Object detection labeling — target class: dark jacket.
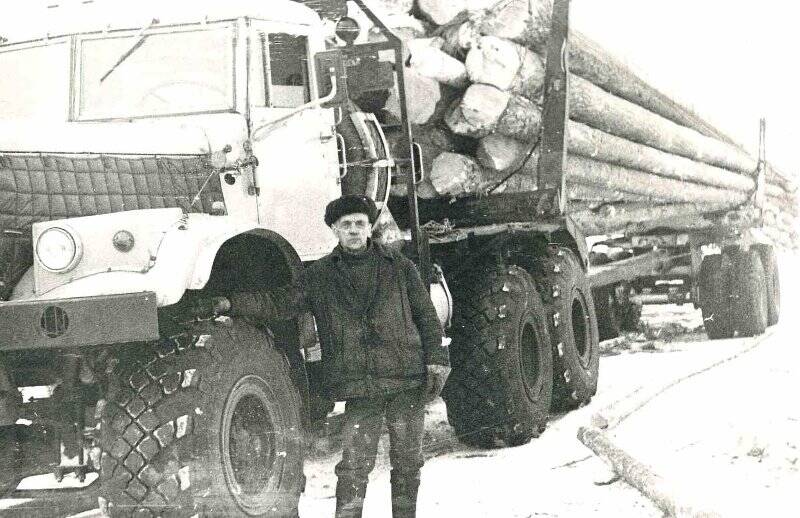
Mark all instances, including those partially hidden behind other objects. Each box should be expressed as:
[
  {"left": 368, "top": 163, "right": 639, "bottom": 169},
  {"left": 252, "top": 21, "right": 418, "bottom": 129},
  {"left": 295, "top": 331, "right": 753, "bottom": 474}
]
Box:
[{"left": 230, "top": 242, "right": 447, "bottom": 400}]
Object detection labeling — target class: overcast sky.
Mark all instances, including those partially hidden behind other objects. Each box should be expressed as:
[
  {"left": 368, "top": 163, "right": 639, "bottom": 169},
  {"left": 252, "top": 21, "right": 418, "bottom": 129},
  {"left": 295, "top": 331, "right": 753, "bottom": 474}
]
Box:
[{"left": 1, "top": 0, "right": 797, "bottom": 175}]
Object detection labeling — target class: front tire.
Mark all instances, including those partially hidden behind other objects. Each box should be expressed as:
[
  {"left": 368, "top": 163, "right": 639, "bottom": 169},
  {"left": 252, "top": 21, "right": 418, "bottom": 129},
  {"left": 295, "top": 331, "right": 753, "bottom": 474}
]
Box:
[{"left": 99, "top": 320, "right": 304, "bottom": 517}]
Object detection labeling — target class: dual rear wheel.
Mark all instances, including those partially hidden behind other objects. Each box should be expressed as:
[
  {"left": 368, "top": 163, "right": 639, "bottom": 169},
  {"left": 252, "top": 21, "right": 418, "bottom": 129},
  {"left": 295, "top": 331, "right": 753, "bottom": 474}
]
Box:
[{"left": 699, "top": 247, "right": 779, "bottom": 339}]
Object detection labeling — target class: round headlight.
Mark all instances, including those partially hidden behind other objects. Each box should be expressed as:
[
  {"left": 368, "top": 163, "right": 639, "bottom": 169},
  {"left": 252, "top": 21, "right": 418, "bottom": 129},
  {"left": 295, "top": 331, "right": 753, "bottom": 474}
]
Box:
[{"left": 36, "top": 227, "right": 80, "bottom": 272}]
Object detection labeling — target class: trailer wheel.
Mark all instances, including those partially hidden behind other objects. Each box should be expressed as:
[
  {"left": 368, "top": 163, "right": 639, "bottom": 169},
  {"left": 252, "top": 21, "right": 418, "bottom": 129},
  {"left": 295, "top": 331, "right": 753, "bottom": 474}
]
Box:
[
  {"left": 535, "top": 247, "right": 600, "bottom": 410},
  {"left": 761, "top": 247, "right": 780, "bottom": 326},
  {"left": 698, "top": 254, "right": 734, "bottom": 339},
  {"left": 593, "top": 286, "right": 621, "bottom": 341},
  {"left": 733, "top": 249, "right": 769, "bottom": 337},
  {"left": 99, "top": 320, "right": 304, "bottom": 517},
  {"left": 442, "top": 264, "right": 553, "bottom": 447}
]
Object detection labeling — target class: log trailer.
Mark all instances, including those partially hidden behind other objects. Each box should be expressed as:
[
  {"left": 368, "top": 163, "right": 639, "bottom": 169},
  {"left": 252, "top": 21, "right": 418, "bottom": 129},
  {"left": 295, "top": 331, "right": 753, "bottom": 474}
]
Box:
[{"left": 0, "top": 0, "right": 783, "bottom": 515}]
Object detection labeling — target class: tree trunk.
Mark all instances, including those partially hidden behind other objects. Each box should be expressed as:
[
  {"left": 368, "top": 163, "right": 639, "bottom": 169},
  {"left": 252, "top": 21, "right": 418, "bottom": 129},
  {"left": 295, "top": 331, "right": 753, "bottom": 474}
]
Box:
[
  {"left": 471, "top": 0, "right": 739, "bottom": 144},
  {"left": 451, "top": 84, "right": 792, "bottom": 200},
  {"left": 408, "top": 44, "right": 469, "bottom": 87},
  {"left": 578, "top": 427, "right": 722, "bottom": 518},
  {"left": 384, "top": 68, "right": 452, "bottom": 125},
  {"left": 446, "top": 83, "right": 541, "bottom": 139},
  {"left": 568, "top": 74, "right": 757, "bottom": 175},
  {"left": 429, "top": 152, "right": 490, "bottom": 196},
  {"left": 465, "top": 36, "right": 545, "bottom": 100},
  {"left": 568, "top": 203, "right": 727, "bottom": 236}
]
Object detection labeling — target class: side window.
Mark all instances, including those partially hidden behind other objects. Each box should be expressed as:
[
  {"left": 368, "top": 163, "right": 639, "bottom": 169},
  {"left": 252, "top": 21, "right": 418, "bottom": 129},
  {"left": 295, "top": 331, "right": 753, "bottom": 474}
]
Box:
[{"left": 252, "top": 31, "right": 310, "bottom": 108}]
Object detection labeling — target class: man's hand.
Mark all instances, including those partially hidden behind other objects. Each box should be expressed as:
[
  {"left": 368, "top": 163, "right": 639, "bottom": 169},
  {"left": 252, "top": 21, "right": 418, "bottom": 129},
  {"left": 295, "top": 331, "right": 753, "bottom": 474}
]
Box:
[
  {"left": 425, "top": 364, "right": 451, "bottom": 402},
  {"left": 188, "top": 296, "right": 231, "bottom": 318}
]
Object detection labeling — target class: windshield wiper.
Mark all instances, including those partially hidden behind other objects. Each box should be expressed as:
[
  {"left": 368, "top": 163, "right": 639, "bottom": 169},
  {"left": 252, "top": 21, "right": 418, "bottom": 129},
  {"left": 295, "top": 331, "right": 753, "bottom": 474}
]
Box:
[{"left": 99, "top": 18, "right": 159, "bottom": 83}]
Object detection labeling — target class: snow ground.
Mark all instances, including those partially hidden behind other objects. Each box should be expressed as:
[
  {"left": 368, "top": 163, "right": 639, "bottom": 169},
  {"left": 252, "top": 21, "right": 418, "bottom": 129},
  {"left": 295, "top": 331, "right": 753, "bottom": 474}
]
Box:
[{"left": 2, "top": 253, "right": 798, "bottom": 517}]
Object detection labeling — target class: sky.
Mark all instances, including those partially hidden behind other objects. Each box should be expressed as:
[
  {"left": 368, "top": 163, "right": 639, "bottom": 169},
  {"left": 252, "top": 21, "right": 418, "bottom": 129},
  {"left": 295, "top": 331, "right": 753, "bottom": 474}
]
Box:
[{"left": 0, "top": 0, "right": 797, "bottom": 175}]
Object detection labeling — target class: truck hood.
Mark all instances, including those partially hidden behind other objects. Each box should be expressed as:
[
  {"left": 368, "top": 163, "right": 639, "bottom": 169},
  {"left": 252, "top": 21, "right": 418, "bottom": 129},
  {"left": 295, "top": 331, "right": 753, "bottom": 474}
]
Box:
[{"left": 0, "top": 113, "right": 249, "bottom": 161}]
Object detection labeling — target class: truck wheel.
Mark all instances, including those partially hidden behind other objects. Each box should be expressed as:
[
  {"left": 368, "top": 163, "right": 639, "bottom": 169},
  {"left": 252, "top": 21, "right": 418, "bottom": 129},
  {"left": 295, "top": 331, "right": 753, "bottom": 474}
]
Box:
[
  {"left": 99, "top": 320, "right": 304, "bottom": 517},
  {"left": 592, "top": 286, "right": 621, "bottom": 341},
  {"left": 761, "top": 247, "right": 780, "bottom": 326},
  {"left": 442, "top": 264, "right": 553, "bottom": 447},
  {"left": 535, "top": 247, "right": 600, "bottom": 410},
  {"left": 698, "top": 254, "right": 734, "bottom": 339},
  {"left": 618, "top": 289, "right": 642, "bottom": 333},
  {"left": 0, "top": 427, "right": 19, "bottom": 497},
  {"left": 733, "top": 249, "right": 769, "bottom": 337}
]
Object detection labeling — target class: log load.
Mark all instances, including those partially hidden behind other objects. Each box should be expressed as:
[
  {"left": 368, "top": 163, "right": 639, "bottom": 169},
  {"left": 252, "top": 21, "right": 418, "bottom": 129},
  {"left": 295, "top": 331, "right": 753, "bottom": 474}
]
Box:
[{"left": 341, "top": 0, "right": 797, "bottom": 241}]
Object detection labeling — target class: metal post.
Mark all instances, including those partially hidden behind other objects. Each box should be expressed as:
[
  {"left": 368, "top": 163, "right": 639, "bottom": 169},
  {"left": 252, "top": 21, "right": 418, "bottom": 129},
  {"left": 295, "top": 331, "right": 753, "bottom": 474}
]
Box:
[
  {"left": 537, "top": 0, "right": 571, "bottom": 216},
  {"left": 351, "top": 0, "right": 430, "bottom": 276}
]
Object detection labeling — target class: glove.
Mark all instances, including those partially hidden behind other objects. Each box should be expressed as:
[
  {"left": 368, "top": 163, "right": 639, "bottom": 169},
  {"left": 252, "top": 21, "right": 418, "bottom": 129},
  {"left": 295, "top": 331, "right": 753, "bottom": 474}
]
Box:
[
  {"left": 188, "top": 296, "right": 231, "bottom": 318},
  {"left": 425, "top": 364, "right": 452, "bottom": 402}
]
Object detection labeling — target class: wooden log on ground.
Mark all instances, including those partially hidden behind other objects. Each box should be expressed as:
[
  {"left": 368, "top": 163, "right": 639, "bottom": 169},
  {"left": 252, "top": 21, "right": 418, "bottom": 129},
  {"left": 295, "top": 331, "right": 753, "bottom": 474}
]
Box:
[
  {"left": 465, "top": 36, "right": 545, "bottom": 100},
  {"left": 578, "top": 427, "right": 722, "bottom": 518}
]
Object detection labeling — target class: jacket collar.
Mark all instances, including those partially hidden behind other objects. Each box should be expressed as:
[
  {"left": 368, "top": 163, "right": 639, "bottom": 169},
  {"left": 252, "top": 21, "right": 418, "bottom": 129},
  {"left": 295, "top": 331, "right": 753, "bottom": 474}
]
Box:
[{"left": 331, "top": 239, "right": 395, "bottom": 262}]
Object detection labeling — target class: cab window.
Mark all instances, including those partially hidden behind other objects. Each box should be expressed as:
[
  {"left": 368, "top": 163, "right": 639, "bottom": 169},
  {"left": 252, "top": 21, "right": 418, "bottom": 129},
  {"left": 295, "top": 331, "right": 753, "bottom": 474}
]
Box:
[{"left": 252, "top": 32, "right": 310, "bottom": 108}]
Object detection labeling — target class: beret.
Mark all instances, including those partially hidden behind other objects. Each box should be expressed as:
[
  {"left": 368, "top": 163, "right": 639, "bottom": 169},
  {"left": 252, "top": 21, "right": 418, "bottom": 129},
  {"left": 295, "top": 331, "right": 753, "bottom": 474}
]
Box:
[{"left": 324, "top": 195, "right": 378, "bottom": 227}]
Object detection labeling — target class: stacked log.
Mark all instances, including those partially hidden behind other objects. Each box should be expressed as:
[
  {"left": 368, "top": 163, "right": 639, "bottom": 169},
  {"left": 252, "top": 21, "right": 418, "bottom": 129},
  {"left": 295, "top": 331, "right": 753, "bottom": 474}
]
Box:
[{"left": 346, "top": 0, "right": 797, "bottom": 242}]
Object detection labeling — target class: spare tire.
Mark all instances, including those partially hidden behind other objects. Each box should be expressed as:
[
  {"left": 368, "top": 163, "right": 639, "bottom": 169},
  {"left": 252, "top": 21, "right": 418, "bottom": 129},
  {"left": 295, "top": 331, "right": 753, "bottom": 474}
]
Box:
[
  {"left": 733, "top": 249, "right": 769, "bottom": 337},
  {"left": 534, "top": 247, "right": 600, "bottom": 410},
  {"left": 442, "top": 264, "right": 553, "bottom": 447},
  {"left": 699, "top": 254, "right": 734, "bottom": 339}
]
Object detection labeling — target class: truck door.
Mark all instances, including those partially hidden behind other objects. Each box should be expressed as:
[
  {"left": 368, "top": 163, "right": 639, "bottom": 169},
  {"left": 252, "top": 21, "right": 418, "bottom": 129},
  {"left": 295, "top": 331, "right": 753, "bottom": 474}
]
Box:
[{"left": 248, "top": 23, "right": 341, "bottom": 261}]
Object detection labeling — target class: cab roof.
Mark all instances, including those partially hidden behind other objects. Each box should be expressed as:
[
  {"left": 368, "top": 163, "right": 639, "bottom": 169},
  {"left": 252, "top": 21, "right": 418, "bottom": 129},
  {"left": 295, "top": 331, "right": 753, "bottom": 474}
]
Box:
[{"left": 0, "top": 0, "right": 322, "bottom": 44}]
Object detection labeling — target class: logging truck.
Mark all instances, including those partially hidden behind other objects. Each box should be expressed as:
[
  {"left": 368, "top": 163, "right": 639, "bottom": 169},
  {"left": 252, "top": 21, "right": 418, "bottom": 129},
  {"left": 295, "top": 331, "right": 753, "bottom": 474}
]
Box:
[{"left": 0, "top": 0, "right": 788, "bottom": 515}]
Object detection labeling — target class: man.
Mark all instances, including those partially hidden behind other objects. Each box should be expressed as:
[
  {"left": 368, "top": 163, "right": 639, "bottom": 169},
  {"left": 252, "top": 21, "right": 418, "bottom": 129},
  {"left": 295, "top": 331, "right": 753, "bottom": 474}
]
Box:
[{"left": 209, "top": 195, "right": 450, "bottom": 518}]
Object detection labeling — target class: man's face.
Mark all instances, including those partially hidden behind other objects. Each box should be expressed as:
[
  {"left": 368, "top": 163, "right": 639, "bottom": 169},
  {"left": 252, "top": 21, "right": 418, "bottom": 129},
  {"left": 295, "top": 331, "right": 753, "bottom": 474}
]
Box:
[{"left": 332, "top": 212, "right": 371, "bottom": 252}]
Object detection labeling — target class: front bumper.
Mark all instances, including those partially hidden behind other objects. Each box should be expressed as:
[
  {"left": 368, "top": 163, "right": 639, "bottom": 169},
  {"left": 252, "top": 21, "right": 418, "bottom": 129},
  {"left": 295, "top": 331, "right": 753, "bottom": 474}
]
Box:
[{"left": 0, "top": 292, "right": 159, "bottom": 351}]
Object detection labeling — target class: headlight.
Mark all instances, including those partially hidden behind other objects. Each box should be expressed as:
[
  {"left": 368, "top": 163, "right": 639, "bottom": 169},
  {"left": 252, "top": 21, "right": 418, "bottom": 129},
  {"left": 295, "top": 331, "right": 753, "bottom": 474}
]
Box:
[{"left": 36, "top": 227, "right": 82, "bottom": 272}]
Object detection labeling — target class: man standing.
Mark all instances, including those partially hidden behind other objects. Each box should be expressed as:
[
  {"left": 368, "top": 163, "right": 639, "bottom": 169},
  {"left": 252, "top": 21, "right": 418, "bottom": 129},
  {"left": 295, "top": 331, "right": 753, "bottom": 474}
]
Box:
[{"left": 211, "top": 195, "right": 450, "bottom": 518}]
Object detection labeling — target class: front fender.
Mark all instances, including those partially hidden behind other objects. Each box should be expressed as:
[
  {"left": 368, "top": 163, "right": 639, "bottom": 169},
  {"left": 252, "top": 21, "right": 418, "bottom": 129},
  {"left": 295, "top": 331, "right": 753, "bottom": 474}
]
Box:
[{"left": 12, "top": 214, "right": 264, "bottom": 306}]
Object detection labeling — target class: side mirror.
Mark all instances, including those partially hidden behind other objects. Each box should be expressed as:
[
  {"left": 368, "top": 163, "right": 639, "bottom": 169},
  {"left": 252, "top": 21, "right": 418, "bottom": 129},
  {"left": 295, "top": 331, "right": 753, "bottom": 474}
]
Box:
[{"left": 315, "top": 50, "right": 348, "bottom": 108}]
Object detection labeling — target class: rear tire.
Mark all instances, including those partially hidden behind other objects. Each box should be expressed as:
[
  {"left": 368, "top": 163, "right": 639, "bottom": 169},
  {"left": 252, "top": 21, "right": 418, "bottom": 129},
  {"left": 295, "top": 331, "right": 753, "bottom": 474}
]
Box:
[
  {"left": 761, "top": 247, "right": 780, "bottom": 326},
  {"left": 593, "top": 286, "right": 621, "bottom": 341},
  {"left": 733, "top": 249, "right": 769, "bottom": 337},
  {"left": 0, "top": 427, "right": 20, "bottom": 498},
  {"left": 534, "top": 247, "right": 600, "bottom": 410},
  {"left": 699, "top": 254, "right": 734, "bottom": 339},
  {"left": 442, "top": 264, "right": 553, "bottom": 448},
  {"left": 99, "top": 320, "right": 304, "bottom": 517}
]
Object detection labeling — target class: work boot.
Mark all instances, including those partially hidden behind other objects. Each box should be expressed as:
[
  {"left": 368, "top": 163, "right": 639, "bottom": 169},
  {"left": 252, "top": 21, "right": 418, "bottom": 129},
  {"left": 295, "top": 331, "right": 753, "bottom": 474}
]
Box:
[
  {"left": 335, "top": 478, "right": 368, "bottom": 518},
  {"left": 390, "top": 472, "right": 420, "bottom": 518}
]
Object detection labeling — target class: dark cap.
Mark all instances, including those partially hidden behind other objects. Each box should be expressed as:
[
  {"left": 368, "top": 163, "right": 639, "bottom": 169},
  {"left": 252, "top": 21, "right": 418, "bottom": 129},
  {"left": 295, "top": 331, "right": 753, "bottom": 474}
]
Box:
[{"left": 324, "top": 195, "right": 378, "bottom": 227}]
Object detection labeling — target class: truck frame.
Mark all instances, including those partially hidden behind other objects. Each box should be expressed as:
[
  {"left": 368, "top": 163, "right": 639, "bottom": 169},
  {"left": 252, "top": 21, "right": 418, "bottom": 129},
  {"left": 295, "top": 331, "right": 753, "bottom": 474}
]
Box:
[{"left": 0, "top": 0, "right": 781, "bottom": 516}]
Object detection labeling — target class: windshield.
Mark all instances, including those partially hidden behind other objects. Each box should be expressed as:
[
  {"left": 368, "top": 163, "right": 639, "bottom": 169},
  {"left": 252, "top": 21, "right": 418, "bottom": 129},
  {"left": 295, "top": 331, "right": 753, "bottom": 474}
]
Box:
[
  {"left": 0, "top": 42, "right": 70, "bottom": 120},
  {"left": 77, "top": 25, "right": 235, "bottom": 120}
]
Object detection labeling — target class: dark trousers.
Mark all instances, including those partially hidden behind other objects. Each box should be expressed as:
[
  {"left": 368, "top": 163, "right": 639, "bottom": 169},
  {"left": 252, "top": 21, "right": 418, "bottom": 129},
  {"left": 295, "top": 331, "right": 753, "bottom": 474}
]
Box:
[{"left": 334, "top": 387, "right": 425, "bottom": 518}]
